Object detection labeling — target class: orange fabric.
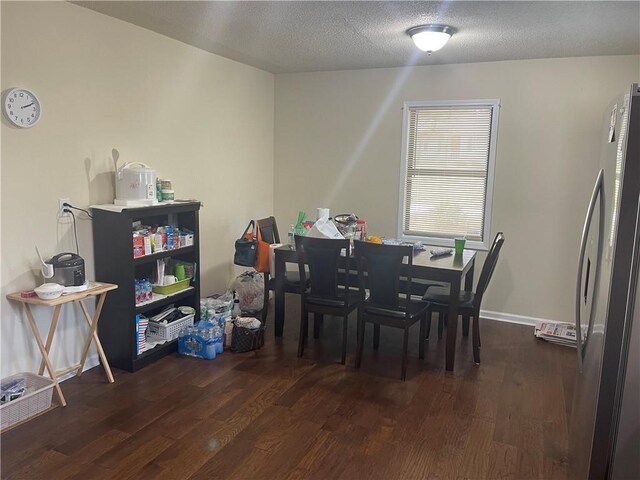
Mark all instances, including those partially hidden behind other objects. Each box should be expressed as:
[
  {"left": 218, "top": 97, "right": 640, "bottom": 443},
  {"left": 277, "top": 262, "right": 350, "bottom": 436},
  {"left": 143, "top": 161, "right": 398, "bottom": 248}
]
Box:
[
  {"left": 242, "top": 221, "right": 255, "bottom": 240},
  {"left": 255, "top": 225, "right": 270, "bottom": 273}
]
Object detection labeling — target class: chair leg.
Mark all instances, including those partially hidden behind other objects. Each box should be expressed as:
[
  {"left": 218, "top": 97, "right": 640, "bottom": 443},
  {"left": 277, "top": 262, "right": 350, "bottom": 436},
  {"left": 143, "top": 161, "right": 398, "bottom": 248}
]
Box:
[
  {"left": 341, "top": 315, "right": 348, "bottom": 365},
  {"left": 419, "top": 316, "right": 425, "bottom": 360},
  {"left": 262, "top": 273, "right": 270, "bottom": 323},
  {"left": 355, "top": 310, "right": 365, "bottom": 369},
  {"left": 373, "top": 324, "right": 380, "bottom": 350},
  {"left": 462, "top": 316, "right": 470, "bottom": 337},
  {"left": 314, "top": 313, "right": 323, "bottom": 339},
  {"left": 425, "top": 308, "right": 432, "bottom": 340},
  {"left": 401, "top": 326, "right": 409, "bottom": 381},
  {"left": 298, "top": 305, "right": 308, "bottom": 358},
  {"left": 472, "top": 315, "right": 481, "bottom": 364},
  {"left": 438, "top": 313, "right": 444, "bottom": 340}
]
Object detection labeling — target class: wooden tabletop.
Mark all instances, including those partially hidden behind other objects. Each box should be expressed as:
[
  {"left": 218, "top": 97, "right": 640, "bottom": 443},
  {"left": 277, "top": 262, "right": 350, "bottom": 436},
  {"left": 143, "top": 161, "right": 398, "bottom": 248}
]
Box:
[
  {"left": 7, "top": 282, "right": 118, "bottom": 306},
  {"left": 412, "top": 248, "right": 476, "bottom": 272}
]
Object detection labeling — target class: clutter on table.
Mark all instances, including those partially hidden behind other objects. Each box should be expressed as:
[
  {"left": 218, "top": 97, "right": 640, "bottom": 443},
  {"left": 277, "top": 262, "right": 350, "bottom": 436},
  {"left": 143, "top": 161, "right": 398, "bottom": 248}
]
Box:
[{"left": 430, "top": 247, "right": 453, "bottom": 257}]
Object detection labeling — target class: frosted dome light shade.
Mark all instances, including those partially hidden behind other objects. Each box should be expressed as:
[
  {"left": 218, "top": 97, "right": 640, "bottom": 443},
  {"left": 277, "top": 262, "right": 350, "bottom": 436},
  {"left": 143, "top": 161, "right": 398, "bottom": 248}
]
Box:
[
  {"left": 411, "top": 31, "right": 451, "bottom": 52},
  {"left": 407, "top": 25, "right": 454, "bottom": 53}
]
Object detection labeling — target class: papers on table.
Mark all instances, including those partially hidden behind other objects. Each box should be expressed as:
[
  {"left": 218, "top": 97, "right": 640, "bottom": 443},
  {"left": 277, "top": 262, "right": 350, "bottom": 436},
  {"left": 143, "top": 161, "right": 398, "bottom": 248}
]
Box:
[
  {"left": 382, "top": 239, "right": 426, "bottom": 250},
  {"left": 534, "top": 321, "right": 583, "bottom": 348}
]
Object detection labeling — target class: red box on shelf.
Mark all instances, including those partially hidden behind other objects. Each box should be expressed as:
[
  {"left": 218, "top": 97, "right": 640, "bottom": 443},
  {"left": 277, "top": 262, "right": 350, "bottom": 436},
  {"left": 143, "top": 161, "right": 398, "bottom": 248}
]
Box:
[{"left": 133, "top": 234, "right": 145, "bottom": 258}]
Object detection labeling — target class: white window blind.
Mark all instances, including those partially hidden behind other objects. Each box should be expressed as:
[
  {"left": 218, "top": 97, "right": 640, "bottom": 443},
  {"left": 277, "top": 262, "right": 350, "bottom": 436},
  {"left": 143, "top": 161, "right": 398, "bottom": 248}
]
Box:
[{"left": 399, "top": 100, "right": 499, "bottom": 249}]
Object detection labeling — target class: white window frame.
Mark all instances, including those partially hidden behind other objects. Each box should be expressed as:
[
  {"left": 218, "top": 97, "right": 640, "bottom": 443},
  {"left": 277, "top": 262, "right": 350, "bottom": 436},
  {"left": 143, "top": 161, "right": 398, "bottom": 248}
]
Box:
[{"left": 397, "top": 99, "right": 500, "bottom": 251}]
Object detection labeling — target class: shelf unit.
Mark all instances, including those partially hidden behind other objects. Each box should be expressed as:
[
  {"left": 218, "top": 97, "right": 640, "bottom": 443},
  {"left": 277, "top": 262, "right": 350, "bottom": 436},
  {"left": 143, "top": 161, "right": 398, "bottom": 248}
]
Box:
[{"left": 93, "top": 201, "right": 201, "bottom": 372}]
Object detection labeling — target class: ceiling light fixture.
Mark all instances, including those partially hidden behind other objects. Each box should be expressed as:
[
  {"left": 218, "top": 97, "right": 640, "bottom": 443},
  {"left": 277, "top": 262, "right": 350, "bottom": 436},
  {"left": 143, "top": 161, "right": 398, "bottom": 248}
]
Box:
[{"left": 407, "top": 24, "right": 454, "bottom": 54}]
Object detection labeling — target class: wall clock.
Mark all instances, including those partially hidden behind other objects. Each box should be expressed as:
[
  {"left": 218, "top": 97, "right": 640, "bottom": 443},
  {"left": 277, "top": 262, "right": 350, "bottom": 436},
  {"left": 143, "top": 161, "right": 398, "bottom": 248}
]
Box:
[{"left": 3, "top": 88, "right": 41, "bottom": 128}]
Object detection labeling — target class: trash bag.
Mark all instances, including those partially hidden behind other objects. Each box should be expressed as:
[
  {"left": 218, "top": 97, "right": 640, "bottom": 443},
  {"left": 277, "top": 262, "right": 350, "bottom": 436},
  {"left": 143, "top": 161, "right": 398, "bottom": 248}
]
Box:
[{"left": 230, "top": 270, "right": 264, "bottom": 314}]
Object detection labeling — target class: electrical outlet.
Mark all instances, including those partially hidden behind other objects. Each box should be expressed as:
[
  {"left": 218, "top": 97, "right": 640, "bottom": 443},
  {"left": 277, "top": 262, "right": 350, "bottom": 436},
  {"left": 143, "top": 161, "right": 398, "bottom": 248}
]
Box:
[{"left": 58, "top": 198, "right": 70, "bottom": 217}]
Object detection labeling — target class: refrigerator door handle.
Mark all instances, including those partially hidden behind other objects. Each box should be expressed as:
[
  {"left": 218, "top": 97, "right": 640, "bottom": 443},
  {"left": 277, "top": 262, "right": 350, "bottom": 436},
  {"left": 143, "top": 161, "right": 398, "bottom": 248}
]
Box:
[{"left": 576, "top": 168, "right": 604, "bottom": 372}]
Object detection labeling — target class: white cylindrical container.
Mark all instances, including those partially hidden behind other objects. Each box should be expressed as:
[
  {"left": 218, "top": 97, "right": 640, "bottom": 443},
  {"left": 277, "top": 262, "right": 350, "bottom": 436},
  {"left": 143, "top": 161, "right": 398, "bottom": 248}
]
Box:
[
  {"left": 269, "top": 243, "right": 283, "bottom": 276},
  {"left": 115, "top": 162, "right": 158, "bottom": 206},
  {"left": 317, "top": 207, "right": 330, "bottom": 220}
]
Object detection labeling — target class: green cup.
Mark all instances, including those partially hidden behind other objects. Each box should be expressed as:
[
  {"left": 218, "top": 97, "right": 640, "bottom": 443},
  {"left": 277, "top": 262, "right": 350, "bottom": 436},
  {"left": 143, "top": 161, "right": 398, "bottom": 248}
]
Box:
[
  {"left": 175, "top": 264, "right": 186, "bottom": 281},
  {"left": 454, "top": 238, "right": 466, "bottom": 255}
]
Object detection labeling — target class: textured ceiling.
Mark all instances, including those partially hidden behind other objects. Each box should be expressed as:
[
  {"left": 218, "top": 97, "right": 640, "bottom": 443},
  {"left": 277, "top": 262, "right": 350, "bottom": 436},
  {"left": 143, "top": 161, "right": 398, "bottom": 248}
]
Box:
[{"left": 74, "top": 1, "right": 640, "bottom": 74}]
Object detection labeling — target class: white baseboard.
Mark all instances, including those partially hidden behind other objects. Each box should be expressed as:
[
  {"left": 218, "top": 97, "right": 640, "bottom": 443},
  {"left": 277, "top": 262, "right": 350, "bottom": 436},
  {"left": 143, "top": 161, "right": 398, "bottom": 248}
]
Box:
[
  {"left": 57, "top": 354, "right": 101, "bottom": 383},
  {"left": 480, "top": 309, "right": 565, "bottom": 327}
]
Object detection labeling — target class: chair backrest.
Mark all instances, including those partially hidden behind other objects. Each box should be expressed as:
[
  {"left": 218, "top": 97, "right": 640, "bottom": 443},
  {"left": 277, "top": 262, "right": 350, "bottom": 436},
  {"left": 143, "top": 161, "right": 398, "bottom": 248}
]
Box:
[
  {"left": 473, "top": 232, "right": 505, "bottom": 309},
  {"left": 353, "top": 241, "right": 413, "bottom": 310},
  {"left": 256, "top": 216, "right": 280, "bottom": 244},
  {"left": 295, "top": 235, "right": 351, "bottom": 300}
]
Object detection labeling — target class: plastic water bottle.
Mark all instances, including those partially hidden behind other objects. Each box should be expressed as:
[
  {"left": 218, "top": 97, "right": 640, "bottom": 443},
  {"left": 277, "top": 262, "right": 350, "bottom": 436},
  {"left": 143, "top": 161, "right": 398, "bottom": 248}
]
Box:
[
  {"left": 288, "top": 224, "right": 295, "bottom": 247},
  {"left": 232, "top": 298, "right": 241, "bottom": 319},
  {"left": 212, "top": 325, "right": 224, "bottom": 354},
  {"left": 202, "top": 328, "right": 217, "bottom": 359}
]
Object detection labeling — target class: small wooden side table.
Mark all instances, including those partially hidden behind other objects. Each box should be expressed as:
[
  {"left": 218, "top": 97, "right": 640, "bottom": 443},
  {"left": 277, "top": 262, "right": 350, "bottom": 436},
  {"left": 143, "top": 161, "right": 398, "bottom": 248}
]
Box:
[{"left": 6, "top": 282, "right": 118, "bottom": 407}]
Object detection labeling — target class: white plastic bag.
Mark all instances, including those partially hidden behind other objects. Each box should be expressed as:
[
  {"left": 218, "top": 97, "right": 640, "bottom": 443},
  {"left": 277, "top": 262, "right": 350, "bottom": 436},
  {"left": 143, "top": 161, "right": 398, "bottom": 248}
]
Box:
[
  {"left": 230, "top": 271, "right": 264, "bottom": 313},
  {"left": 307, "top": 215, "right": 344, "bottom": 239}
]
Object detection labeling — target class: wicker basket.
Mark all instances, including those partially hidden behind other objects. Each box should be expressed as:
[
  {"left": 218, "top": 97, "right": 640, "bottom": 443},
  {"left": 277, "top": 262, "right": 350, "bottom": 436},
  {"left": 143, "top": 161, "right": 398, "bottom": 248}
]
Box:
[
  {"left": 146, "top": 313, "right": 195, "bottom": 341},
  {"left": 0, "top": 372, "right": 54, "bottom": 431}
]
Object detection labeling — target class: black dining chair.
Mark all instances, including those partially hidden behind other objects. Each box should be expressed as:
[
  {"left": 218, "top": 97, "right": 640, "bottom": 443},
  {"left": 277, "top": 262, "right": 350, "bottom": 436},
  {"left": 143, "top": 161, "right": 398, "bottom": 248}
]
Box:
[
  {"left": 353, "top": 241, "right": 429, "bottom": 381},
  {"left": 256, "top": 216, "right": 305, "bottom": 324},
  {"left": 422, "top": 232, "right": 505, "bottom": 364},
  {"left": 295, "top": 235, "right": 362, "bottom": 364}
]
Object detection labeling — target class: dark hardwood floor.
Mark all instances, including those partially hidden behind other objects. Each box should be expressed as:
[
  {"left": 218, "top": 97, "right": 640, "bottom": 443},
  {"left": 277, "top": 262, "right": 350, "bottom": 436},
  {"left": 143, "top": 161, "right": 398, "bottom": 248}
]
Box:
[{"left": 1, "top": 295, "right": 576, "bottom": 479}]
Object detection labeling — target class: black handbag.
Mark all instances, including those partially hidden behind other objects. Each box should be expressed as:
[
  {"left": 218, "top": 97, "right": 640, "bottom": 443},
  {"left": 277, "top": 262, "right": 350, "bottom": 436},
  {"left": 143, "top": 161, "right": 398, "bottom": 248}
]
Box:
[
  {"left": 231, "top": 322, "right": 265, "bottom": 353},
  {"left": 234, "top": 221, "right": 257, "bottom": 267}
]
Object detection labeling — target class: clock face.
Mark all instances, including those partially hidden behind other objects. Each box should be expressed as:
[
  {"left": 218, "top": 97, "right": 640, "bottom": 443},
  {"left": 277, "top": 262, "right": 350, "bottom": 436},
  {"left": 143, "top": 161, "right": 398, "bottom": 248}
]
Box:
[{"left": 4, "top": 88, "right": 41, "bottom": 128}]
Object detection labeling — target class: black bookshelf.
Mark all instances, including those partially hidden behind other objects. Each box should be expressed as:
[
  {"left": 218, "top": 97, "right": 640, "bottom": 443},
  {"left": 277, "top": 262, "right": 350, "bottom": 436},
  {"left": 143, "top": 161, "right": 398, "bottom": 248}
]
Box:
[{"left": 93, "top": 201, "right": 201, "bottom": 372}]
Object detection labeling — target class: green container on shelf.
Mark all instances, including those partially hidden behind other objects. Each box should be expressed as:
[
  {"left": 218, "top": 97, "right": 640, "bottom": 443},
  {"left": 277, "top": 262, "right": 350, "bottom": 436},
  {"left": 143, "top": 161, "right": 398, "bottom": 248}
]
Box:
[{"left": 152, "top": 277, "right": 192, "bottom": 295}]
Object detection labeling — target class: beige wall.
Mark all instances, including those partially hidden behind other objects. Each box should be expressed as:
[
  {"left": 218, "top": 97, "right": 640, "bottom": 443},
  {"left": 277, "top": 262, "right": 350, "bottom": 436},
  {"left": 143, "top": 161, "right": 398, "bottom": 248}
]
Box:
[
  {"left": 1, "top": 2, "right": 274, "bottom": 376},
  {"left": 274, "top": 55, "right": 639, "bottom": 323},
  {"left": 1, "top": 2, "right": 637, "bottom": 379}
]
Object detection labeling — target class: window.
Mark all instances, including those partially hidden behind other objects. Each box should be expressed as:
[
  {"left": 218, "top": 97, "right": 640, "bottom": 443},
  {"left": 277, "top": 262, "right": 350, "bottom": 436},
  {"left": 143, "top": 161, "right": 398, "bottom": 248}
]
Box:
[{"left": 398, "top": 99, "right": 500, "bottom": 250}]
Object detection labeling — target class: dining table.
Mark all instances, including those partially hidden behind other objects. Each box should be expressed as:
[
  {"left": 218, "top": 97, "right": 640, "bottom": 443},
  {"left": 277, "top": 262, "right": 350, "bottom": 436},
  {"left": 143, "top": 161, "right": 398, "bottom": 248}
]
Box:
[{"left": 273, "top": 244, "right": 476, "bottom": 372}]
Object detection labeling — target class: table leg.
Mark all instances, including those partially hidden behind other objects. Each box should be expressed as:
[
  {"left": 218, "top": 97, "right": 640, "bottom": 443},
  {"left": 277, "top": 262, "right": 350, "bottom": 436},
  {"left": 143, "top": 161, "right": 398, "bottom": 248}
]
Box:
[
  {"left": 462, "top": 262, "right": 475, "bottom": 337},
  {"left": 313, "top": 313, "right": 323, "bottom": 339},
  {"left": 274, "top": 250, "right": 286, "bottom": 337},
  {"left": 38, "top": 305, "right": 61, "bottom": 375},
  {"left": 76, "top": 295, "right": 114, "bottom": 383},
  {"left": 445, "top": 277, "right": 461, "bottom": 372},
  {"left": 23, "top": 304, "right": 66, "bottom": 407}
]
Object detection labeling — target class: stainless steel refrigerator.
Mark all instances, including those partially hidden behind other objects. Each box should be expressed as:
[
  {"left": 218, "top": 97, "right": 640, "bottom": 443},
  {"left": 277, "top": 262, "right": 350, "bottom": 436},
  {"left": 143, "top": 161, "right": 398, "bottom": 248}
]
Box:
[{"left": 571, "top": 83, "right": 640, "bottom": 479}]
